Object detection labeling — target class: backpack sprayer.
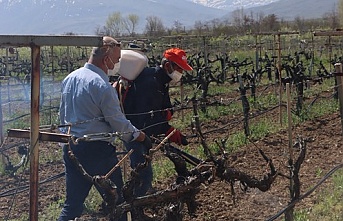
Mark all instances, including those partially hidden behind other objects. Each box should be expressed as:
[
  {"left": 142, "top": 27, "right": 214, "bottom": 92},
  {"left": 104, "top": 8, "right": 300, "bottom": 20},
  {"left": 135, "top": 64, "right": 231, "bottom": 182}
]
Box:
[{"left": 118, "top": 49, "right": 148, "bottom": 88}]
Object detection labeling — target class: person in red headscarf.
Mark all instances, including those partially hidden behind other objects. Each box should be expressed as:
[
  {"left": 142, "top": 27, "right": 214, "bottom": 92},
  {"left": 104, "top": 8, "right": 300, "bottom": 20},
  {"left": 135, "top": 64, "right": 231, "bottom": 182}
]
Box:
[{"left": 116, "top": 48, "right": 193, "bottom": 197}]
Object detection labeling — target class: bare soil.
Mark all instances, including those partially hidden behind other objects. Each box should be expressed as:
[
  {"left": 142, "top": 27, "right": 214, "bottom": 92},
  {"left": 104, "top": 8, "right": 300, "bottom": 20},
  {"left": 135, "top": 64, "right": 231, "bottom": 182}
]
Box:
[{"left": 1, "top": 103, "right": 343, "bottom": 220}]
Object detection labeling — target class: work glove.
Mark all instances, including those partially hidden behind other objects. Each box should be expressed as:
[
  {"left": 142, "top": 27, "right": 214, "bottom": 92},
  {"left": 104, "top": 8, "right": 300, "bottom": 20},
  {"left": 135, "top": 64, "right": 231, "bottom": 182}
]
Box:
[
  {"left": 164, "top": 109, "right": 173, "bottom": 121},
  {"left": 141, "top": 135, "right": 152, "bottom": 152},
  {"left": 166, "top": 127, "right": 188, "bottom": 146}
]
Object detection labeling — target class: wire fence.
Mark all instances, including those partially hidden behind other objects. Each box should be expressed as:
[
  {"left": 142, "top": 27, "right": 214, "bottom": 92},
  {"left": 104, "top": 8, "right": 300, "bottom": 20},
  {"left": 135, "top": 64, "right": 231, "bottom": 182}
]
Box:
[{"left": 0, "top": 33, "right": 343, "bottom": 220}]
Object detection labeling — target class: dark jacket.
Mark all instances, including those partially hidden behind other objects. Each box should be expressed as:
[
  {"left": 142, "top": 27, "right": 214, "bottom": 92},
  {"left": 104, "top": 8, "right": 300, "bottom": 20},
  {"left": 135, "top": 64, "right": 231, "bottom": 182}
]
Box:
[{"left": 122, "top": 66, "right": 172, "bottom": 136}]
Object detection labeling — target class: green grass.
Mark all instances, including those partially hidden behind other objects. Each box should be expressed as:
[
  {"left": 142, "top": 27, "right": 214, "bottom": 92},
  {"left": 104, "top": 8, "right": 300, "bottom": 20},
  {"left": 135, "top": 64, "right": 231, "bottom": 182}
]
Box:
[
  {"left": 5, "top": 83, "right": 341, "bottom": 220},
  {"left": 35, "top": 187, "right": 103, "bottom": 221},
  {"left": 38, "top": 199, "right": 64, "bottom": 221},
  {"left": 6, "top": 215, "right": 29, "bottom": 221},
  {"left": 84, "top": 187, "right": 103, "bottom": 213},
  {"left": 152, "top": 156, "right": 175, "bottom": 183},
  {"left": 294, "top": 170, "right": 343, "bottom": 221},
  {"left": 3, "top": 47, "right": 343, "bottom": 219},
  {"left": 165, "top": 81, "right": 343, "bottom": 221}
]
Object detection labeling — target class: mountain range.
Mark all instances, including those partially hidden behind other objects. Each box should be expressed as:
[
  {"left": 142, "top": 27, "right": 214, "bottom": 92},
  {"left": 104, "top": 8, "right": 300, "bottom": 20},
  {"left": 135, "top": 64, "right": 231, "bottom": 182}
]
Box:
[
  {"left": 0, "top": 0, "right": 339, "bottom": 35},
  {"left": 190, "top": 0, "right": 280, "bottom": 10},
  {"left": 243, "top": 0, "right": 339, "bottom": 20}
]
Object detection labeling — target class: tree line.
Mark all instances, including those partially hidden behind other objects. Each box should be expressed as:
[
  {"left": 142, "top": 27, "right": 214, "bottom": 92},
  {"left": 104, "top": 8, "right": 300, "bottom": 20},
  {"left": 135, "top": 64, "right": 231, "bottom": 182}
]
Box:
[{"left": 94, "top": 1, "right": 343, "bottom": 38}]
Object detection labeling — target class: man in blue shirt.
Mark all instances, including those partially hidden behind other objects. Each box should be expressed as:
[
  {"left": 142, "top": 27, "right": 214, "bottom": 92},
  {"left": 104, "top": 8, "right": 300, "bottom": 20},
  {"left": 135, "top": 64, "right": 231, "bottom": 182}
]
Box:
[{"left": 58, "top": 36, "right": 151, "bottom": 221}]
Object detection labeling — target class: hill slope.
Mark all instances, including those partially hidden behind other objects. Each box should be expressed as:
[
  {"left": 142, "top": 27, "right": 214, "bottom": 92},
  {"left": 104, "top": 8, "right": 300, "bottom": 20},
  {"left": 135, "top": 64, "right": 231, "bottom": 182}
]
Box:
[
  {"left": 0, "top": 0, "right": 226, "bottom": 35},
  {"left": 0, "top": 0, "right": 339, "bottom": 35},
  {"left": 240, "top": 0, "right": 339, "bottom": 20}
]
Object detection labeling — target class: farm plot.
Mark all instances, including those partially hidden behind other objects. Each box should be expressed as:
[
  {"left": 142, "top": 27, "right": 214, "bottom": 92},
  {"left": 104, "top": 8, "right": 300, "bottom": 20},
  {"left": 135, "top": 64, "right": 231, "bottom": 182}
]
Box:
[
  {"left": 0, "top": 34, "right": 343, "bottom": 220},
  {"left": 0, "top": 79, "right": 342, "bottom": 220}
]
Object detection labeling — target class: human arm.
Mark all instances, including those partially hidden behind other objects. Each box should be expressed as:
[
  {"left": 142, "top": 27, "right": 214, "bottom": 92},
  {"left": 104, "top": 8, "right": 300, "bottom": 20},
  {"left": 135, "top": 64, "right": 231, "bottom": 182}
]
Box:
[{"left": 99, "top": 81, "right": 143, "bottom": 142}]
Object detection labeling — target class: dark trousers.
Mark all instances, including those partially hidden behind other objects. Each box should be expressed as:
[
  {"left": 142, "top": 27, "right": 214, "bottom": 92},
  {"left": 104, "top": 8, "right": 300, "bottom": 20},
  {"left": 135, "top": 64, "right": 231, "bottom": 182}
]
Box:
[
  {"left": 58, "top": 141, "right": 126, "bottom": 221},
  {"left": 124, "top": 141, "right": 153, "bottom": 197}
]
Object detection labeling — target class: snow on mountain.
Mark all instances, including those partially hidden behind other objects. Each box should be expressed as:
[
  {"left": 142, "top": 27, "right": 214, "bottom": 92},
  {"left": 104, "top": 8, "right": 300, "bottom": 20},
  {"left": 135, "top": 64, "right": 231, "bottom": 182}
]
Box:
[{"left": 189, "top": 0, "right": 280, "bottom": 10}]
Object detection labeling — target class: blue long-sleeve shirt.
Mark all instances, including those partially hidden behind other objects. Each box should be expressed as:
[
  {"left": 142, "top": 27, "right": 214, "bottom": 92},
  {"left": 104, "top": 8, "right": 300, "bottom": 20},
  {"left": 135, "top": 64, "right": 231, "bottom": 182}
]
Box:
[{"left": 59, "top": 63, "right": 140, "bottom": 142}]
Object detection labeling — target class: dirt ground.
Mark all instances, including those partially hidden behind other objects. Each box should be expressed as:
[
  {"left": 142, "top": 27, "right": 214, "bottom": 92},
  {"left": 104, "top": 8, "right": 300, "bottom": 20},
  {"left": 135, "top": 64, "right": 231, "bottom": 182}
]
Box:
[{"left": 1, "top": 108, "right": 343, "bottom": 220}]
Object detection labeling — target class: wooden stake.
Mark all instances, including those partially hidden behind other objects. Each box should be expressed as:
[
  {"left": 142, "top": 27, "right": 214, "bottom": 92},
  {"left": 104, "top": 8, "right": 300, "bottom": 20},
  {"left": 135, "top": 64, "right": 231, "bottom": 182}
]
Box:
[
  {"left": 334, "top": 63, "right": 343, "bottom": 136},
  {"left": 286, "top": 83, "right": 293, "bottom": 161},
  {"left": 104, "top": 149, "right": 134, "bottom": 179}
]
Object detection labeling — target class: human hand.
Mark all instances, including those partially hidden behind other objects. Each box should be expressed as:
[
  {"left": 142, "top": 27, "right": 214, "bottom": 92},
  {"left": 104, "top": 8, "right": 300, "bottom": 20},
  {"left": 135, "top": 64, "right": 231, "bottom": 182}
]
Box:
[
  {"left": 166, "top": 127, "right": 188, "bottom": 146},
  {"left": 164, "top": 109, "right": 173, "bottom": 121},
  {"left": 141, "top": 135, "right": 152, "bottom": 151}
]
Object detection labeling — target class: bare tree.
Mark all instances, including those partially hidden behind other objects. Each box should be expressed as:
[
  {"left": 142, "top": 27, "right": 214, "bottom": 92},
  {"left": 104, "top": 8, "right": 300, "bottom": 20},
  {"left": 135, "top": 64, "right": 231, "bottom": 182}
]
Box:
[
  {"left": 232, "top": 8, "right": 244, "bottom": 28},
  {"left": 122, "top": 14, "right": 139, "bottom": 36},
  {"left": 173, "top": 20, "right": 184, "bottom": 34},
  {"left": 260, "top": 14, "right": 280, "bottom": 32},
  {"left": 209, "top": 18, "right": 220, "bottom": 31},
  {"left": 94, "top": 25, "right": 110, "bottom": 36},
  {"left": 242, "top": 14, "right": 254, "bottom": 33},
  {"left": 231, "top": 8, "right": 259, "bottom": 34},
  {"left": 293, "top": 16, "right": 307, "bottom": 33},
  {"left": 323, "top": 9, "right": 340, "bottom": 30},
  {"left": 338, "top": 0, "right": 343, "bottom": 26},
  {"left": 193, "top": 20, "right": 205, "bottom": 35},
  {"left": 144, "top": 16, "right": 165, "bottom": 37},
  {"left": 105, "top": 12, "right": 123, "bottom": 37}
]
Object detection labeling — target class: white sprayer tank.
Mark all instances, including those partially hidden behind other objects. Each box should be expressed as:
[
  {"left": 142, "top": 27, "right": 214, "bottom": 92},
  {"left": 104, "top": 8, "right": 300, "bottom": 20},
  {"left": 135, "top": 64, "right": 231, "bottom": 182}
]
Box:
[{"left": 119, "top": 49, "right": 148, "bottom": 80}]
